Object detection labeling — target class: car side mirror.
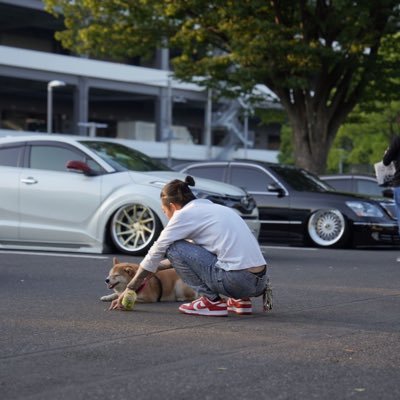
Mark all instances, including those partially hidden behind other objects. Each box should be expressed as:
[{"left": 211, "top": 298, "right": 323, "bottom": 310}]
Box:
[
  {"left": 267, "top": 183, "right": 285, "bottom": 197},
  {"left": 66, "top": 160, "right": 96, "bottom": 176}
]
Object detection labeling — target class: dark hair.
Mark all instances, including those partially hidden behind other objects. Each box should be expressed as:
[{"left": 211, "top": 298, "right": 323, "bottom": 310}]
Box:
[{"left": 161, "top": 176, "right": 196, "bottom": 207}]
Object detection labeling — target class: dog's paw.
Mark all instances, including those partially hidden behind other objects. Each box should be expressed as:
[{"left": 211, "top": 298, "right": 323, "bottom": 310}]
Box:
[{"left": 100, "top": 294, "right": 115, "bottom": 302}]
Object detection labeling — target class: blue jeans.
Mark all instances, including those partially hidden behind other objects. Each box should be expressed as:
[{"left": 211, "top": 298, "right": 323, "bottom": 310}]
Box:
[
  {"left": 165, "top": 240, "right": 269, "bottom": 301},
  {"left": 394, "top": 186, "right": 400, "bottom": 235}
]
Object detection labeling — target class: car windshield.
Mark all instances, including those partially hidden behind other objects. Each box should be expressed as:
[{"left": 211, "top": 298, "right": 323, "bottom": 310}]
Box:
[
  {"left": 269, "top": 164, "right": 333, "bottom": 192},
  {"left": 79, "top": 140, "right": 171, "bottom": 172}
]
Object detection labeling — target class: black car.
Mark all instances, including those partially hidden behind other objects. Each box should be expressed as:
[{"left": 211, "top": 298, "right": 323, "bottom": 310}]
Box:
[
  {"left": 320, "top": 174, "right": 393, "bottom": 199},
  {"left": 178, "top": 161, "right": 399, "bottom": 248}
]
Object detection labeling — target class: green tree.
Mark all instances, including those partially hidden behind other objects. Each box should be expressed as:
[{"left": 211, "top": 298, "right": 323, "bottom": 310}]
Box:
[
  {"left": 327, "top": 101, "right": 400, "bottom": 173},
  {"left": 44, "top": 0, "right": 400, "bottom": 174},
  {"left": 277, "top": 123, "right": 295, "bottom": 165}
]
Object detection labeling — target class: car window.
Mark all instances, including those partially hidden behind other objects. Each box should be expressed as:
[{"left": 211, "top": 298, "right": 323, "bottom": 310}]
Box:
[
  {"left": 325, "top": 179, "right": 352, "bottom": 192},
  {"left": 80, "top": 140, "right": 170, "bottom": 172},
  {"left": 270, "top": 165, "right": 329, "bottom": 192},
  {"left": 185, "top": 165, "right": 226, "bottom": 181},
  {"left": 30, "top": 145, "right": 86, "bottom": 172},
  {"left": 0, "top": 145, "right": 23, "bottom": 167},
  {"left": 230, "top": 165, "right": 274, "bottom": 191},
  {"left": 356, "top": 179, "right": 382, "bottom": 196}
]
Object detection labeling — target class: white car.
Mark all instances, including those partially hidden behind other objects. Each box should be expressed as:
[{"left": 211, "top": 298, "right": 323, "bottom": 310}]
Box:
[{"left": 0, "top": 135, "right": 260, "bottom": 255}]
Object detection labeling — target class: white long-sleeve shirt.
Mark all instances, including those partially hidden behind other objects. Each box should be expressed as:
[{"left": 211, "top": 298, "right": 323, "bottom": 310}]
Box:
[{"left": 141, "top": 199, "right": 266, "bottom": 273}]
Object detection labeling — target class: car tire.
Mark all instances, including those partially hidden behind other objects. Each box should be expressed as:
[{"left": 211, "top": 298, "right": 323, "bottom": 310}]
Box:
[
  {"left": 110, "top": 203, "right": 163, "bottom": 255},
  {"left": 307, "top": 209, "right": 349, "bottom": 248}
]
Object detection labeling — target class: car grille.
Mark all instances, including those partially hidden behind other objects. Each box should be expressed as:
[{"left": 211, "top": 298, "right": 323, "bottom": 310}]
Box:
[{"left": 380, "top": 202, "right": 397, "bottom": 220}]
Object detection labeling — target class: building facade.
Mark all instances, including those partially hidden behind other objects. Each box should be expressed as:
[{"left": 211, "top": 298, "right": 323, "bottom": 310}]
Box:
[{"left": 0, "top": 0, "right": 279, "bottom": 162}]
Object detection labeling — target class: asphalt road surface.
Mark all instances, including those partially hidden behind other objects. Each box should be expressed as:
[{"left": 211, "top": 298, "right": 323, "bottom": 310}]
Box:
[{"left": 1, "top": 246, "right": 400, "bottom": 400}]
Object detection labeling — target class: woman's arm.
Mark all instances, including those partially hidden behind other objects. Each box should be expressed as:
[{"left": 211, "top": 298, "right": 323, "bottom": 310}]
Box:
[
  {"left": 140, "top": 209, "right": 196, "bottom": 272},
  {"left": 126, "top": 266, "right": 154, "bottom": 291}
]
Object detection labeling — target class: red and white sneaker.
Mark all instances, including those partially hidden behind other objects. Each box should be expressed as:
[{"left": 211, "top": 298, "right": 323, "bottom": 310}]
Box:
[
  {"left": 179, "top": 296, "right": 228, "bottom": 317},
  {"left": 227, "top": 298, "right": 253, "bottom": 315}
]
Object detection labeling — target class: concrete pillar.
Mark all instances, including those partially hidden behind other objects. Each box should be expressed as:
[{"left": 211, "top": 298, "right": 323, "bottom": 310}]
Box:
[
  {"left": 204, "top": 89, "right": 212, "bottom": 158},
  {"left": 155, "top": 48, "right": 170, "bottom": 142},
  {"left": 73, "top": 77, "right": 89, "bottom": 136}
]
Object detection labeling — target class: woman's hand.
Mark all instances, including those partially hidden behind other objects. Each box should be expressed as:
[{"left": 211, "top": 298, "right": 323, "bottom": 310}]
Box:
[
  {"left": 109, "top": 291, "right": 126, "bottom": 311},
  {"left": 109, "top": 266, "right": 152, "bottom": 311}
]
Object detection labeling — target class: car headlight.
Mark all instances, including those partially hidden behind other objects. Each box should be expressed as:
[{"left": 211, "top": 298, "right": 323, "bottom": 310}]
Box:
[
  {"left": 346, "top": 201, "right": 384, "bottom": 218},
  {"left": 192, "top": 189, "right": 256, "bottom": 214}
]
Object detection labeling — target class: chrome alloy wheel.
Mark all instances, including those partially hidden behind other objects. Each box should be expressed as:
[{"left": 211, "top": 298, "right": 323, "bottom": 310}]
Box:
[
  {"left": 110, "top": 204, "right": 161, "bottom": 255},
  {"left": 307, "top": 209, "right": 346, "bottom": 247}
]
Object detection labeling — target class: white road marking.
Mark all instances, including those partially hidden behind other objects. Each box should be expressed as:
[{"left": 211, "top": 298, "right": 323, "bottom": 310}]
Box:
[
  {"left": 0, "top": 247, "right": 315, "bottom": 259},
  {"left": 260, "top": 245, "right": 317, "bottom": 251},
  {"left": 0, "top": 250, "right": 108, "bottom": 259}
]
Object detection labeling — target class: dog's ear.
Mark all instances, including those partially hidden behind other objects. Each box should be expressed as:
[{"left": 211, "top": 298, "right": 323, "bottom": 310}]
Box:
[
  {"left": 113, "top": 257, "right": 119, "bottom": 266},
  {"left": 125, "top": 266, "right": 137, "bottom": 277}
]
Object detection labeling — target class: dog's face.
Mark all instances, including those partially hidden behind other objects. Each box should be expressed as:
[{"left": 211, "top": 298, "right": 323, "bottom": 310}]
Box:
[{"left": 105, "top": 257, "right": 139, "bottom": 294}]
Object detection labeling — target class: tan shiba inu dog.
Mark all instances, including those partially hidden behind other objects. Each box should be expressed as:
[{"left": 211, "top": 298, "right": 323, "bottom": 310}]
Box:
[{"left": 101, "top": 257, "right": 196, "bottom": 303}]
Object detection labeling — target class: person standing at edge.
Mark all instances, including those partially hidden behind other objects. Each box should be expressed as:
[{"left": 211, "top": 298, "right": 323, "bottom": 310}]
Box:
[
  {"left": 110, "top": 176, "right": 272, "bottom": 316},
  {"left": 383, "top": 136, "right": 400, "bottom": 234}
]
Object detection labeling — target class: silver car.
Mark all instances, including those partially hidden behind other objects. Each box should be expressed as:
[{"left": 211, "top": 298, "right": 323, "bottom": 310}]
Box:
[{"left": 0, "top": 135, "right": 260, "bottom": 255}]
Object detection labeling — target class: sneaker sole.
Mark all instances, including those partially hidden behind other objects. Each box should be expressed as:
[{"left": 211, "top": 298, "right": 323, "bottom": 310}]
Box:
[
  {"left": 179, "top": 308, "right": 228, "bottom": 317},
  {"left": 227, "top": 306, "right": 252, "bottom": 315}
]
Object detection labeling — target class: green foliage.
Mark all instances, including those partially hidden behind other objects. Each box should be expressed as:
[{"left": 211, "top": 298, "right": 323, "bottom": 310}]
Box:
[
  {"left": 326, "top": 101, "right": 400, "bottom": 173},
  {"left": 44, "top": 0, "right": 166, "bottom": 61},
  {"left": 44, "top": 1, "right": 400, "bottom": 98},
  {"left": 43, "top": 0, "right": 400, "bottom": 173},
  {"left": 256, "top": 108, "right": 287, "bottom": 126},
  {"left": 277, "top": 124, "right": 295, "bottom": 165}
]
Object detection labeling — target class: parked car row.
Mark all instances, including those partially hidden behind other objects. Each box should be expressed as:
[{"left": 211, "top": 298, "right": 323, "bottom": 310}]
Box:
[
  {"left": 1, "top": 133, "right": 398, "bottom": 254},
  {"left": 0, "top": 135, "right": 259, "bottom": 255},
  {"left": 177, "top": 161, "right": 399, "bottom": 248}
]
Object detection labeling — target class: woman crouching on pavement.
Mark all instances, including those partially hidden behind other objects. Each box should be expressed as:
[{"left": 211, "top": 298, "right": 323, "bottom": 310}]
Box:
[{"left": 110, "top": 176, "right": 272, "bottom": 316}]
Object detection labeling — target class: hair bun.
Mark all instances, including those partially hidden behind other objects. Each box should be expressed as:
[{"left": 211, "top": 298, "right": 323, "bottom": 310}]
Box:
[{"left": 185, "top": 175, "right": 195, "bottom": 187}]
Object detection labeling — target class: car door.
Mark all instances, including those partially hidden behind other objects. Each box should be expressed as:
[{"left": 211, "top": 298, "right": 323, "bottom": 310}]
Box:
[
  {"left": 0, "top": 143, "right": 25, "bottom": 240},
  {"left": 19, "top": 142, "right": 102, "bottom": 245},
  {"left": 227, "top": 164, "right": 290, "bottom": 244}
]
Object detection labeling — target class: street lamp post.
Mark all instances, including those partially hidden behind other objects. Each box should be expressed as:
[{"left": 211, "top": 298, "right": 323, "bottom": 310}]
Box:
[
  {"left": 166, "top": 77, "right": 173, "bottom": 167},
  {"left": 47, "top": 80, "right": 66, "bottom": 134},
  {"left": 205, "top": 89, "right": 213, "bottom": 159},
  {"left": 238, "top": 96, "right": 253, "bottom": 159},
  {"left": 243, "top": 108, "right": 249, "bottom": 159}
]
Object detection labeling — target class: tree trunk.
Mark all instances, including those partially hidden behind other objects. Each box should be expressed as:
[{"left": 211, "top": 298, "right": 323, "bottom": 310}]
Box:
[
  {"left": 291, "top": 122, "right": 331, "bottom": 175},
  {"left": 286, "top": 101, "right": 336, "bottom": 175}
]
